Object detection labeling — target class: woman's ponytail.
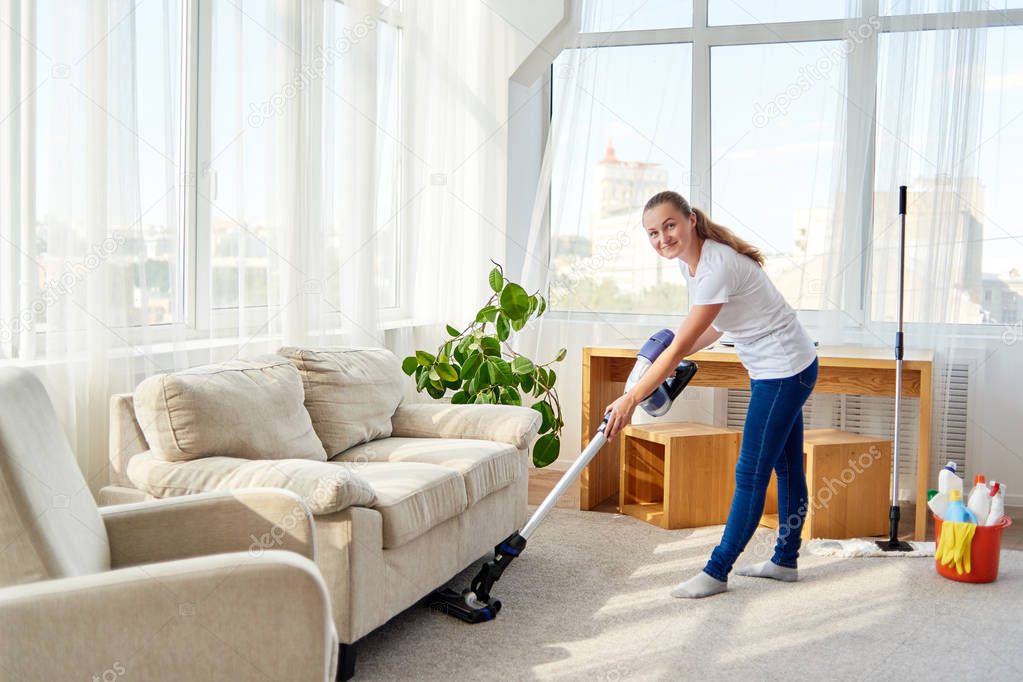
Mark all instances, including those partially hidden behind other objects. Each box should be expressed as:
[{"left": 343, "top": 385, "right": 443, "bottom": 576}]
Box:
[{"left": 644, "top": 191, "right": 765, "bottom": 267}]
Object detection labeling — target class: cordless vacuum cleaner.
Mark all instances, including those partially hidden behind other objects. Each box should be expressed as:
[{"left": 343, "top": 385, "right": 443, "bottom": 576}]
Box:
[{"left": 428, "top": 328, "right": 698, "bottom": 623}]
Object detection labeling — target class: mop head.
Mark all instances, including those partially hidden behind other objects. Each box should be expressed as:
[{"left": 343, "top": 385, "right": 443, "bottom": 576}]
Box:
[{"left": 806, "top": 538, "right": 935, "bottom": 558}]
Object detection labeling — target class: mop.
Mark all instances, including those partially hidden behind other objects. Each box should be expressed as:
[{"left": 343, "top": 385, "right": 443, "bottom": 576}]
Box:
[
  {"left": 429, "top": 329, "right": 699, "bottom": 622},
  {"left": 806, "top": 185, "right": 934, "bottom": 559}
]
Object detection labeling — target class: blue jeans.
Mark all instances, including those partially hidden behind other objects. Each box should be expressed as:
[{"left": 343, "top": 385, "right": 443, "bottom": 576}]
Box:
[{"left": 703, "top": 357, "right": 818, "bottom": 581}]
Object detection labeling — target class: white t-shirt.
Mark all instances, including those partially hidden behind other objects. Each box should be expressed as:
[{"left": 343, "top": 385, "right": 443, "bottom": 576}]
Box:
[{"left": 679, "top": 239, "right": 817, "bottom": 380}]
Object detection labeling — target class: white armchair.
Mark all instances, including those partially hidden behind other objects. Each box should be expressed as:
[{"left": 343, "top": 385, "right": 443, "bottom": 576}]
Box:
[{"left": 0, "top": 368, "right": 338, "bottom": 682}]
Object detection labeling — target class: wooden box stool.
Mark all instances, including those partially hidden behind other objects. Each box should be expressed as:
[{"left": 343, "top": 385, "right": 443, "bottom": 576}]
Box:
[
  {"left": 761, "top": 428, "right": 892, "bottom": 539},
  {"left": 618, "top": 422, "right": 742, "bottom": 529}
]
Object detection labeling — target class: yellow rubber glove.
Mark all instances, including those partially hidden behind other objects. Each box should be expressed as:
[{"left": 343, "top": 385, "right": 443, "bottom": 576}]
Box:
[
  {"left": 936, "top": 521, "right": 976, "bottom": 575},
  {"left": 956, "top": 523, "right": 976, "bottom": 575},
  {"left": 935, "top": 521, "right": 955, "bottom": 567}
]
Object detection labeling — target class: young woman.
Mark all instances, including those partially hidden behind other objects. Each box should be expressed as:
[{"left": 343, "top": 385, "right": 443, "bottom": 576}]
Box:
[{"left": 603, "top": 190, "right": 819, "bottom": 599}]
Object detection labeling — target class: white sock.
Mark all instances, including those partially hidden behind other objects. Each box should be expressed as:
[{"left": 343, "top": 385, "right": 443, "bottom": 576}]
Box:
[
  {"left": 734, "top": 560, "right": 798, "bottom": 582},
  {"left": 670, "top": 571, "right": 727, "bottom": 599}
]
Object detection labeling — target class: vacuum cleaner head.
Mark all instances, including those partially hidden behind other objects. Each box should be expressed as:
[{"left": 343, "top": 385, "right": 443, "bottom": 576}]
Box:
[{"left": 427, "top": 588, "right": 501, "bottom": 623}]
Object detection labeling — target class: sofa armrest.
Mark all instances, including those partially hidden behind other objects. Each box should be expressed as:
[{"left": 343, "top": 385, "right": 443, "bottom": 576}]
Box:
[
  {"left": 101, "top": 488, "right": 317, "bottom": 568},
  {"left": 109, "top": 392, "right": 149, "bottom": 487},
  {"left": 390, "top": 403, "right": 542, "bottom": 450},
  {"left": 0, "top": 551, "right": 336, "bottom": 682}
]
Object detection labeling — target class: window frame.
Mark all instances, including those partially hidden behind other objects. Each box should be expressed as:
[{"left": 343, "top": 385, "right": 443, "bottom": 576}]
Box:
[{"left": 546, "top": 0, "right": 1023, "bottom": 337}]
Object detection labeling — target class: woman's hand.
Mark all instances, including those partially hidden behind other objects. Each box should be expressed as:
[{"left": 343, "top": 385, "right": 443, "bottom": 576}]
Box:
[{"left": 603, "top": 393, "right": 638, "bottom": 440}]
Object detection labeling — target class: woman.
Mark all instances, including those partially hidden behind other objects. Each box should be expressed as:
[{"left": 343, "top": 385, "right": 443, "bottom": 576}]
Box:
[{"left": 603, "top": 191, "right": 818, "bottom": 599}]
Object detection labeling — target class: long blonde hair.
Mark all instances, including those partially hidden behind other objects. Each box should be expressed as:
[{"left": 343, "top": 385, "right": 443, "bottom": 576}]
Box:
[{"left": 644, "top": 190, "right": 765, "bottom": 266}]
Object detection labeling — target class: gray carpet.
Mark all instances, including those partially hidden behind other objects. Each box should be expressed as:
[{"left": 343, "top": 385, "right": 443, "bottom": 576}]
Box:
[{"left": 355, "top": 508, "right": 1023, "bottom": 680}]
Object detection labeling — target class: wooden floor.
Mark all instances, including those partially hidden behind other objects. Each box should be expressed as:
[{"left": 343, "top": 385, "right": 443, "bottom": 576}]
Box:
[{"left": 527, "top": 468, "right": 1023, "bottom": 549}]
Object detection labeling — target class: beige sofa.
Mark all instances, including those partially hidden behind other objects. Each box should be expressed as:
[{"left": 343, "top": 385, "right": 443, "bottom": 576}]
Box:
[{"left": 98, "top": 346, "right": 542, "bottom": 679}]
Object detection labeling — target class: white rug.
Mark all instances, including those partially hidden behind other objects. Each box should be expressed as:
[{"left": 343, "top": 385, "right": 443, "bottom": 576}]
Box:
[{"left": 355, "top": 508, "right": 1023, "bottom": 680}]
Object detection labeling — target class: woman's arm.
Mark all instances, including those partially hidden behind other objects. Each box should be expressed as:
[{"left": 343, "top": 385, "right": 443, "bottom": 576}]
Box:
[
  {"left": 603, "top": 303, "right": 722, "bottom": 439},
  {"left": 688, "top": 325, "right": 723, "bottom": 355}
]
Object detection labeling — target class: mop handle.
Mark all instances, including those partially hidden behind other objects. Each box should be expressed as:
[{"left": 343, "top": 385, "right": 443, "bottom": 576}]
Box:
[
  {"left": 892, "top": 185, "right": 908, "bottom": 508},
  {"left": 519, "top": 417, "right": 609, "bottom": 540}
]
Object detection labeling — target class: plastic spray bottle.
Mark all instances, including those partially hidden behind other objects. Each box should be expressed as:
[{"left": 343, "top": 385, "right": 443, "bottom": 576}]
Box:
[
  {"left": 943, "top": 489, "right": 978, "bottom": 524},
  {"left": 938, "top": 461, "right": 963, "bottom": 495},
  {"left": 967, "top": 474, "right": 990, "bottom": 525},
  {"left": 985, "top": 481, "right": 1005, "bottom": 526}
]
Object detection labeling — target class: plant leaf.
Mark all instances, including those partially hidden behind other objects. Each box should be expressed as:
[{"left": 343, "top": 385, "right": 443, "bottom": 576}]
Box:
[
  {"left": 401, "top": 356, "right": 418, "bottom": 375},
  {"left": 554, "top": 347, "right": 567, "bottom": 362},
  {"left": 499, "top": 283, "right": 529, "bottom": 318},
  {"left": 511, "top": 356, "right": 534, "bottom": 374},
  {"left": 451, "top": 390, "right": 468, "bottom": 404},
  {"left": 519, "top": 373, "right": 534, "bottom": 393},
  {"left": 480, "top": 336, "right": 501, "bottom": 357},
  {"left": 486, "top": 358, "right": 511, "bottom": 385},
  {"left": 435, "top": 362, "right": 459, "bottom": 383},
  {"left": 495, "top": 314, "right": 510, "bottom": 342},
  {"left": 532, "top": 432, "right": 560, "bottom": 468},
  {"left": 501, "top": 386, "right": 522, "bottom": 405},
  {"left": 477, "top": 361, "right": 491, "bottom": 385},
  {"left": 488, "top": 267, "right": 503, "bottom": 293},
  {"left": 460, "top": 352, "right": 483, "bottom": 380},
  {"left": 446, "top": 324, "right": 460, "bottom": 337},
  {"left": 415, "top": 350, "right": 435, "bottom": 366},
  {"left": 531, "top": 400, "right": 555, "bottom": 433}
]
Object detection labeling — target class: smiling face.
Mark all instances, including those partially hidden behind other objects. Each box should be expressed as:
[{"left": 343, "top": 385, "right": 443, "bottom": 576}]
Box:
[{"left": 642, "top": 201, "right": 697, "bottom": 260}]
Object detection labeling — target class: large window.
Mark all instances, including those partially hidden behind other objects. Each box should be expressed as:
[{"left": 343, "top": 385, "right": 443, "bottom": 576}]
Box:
[
  {"left": 550, "top": 1, "right": 1023, "bottom": 325},
  {"left": 30, "top": 0, "right": 404, "bottom": 335}
]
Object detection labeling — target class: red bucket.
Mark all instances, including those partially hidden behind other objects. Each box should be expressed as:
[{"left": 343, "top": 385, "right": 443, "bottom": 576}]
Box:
[{"left": 934, "top": 514, "right": 1013, "bottom": 583}]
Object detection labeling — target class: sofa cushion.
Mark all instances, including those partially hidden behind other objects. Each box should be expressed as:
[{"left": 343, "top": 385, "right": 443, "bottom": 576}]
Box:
[
  {"left": 337, "top": 461, "right": 467, "bottom": 549},
  {"left": 277, "top": 347, "right": 405, "bottom": 457},
  {"left": 126, "top": 451, "right": 376, "bottom": 515},
  {"left": 133, "top": 357, "right": 326, "bottom": 463},
  {"left": 336, "top": 437, "right": 524, "bottom": 506}
]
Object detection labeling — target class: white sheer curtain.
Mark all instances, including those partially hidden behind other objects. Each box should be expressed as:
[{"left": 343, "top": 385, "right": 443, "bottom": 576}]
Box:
[
  {"left": 0, "top": 0, "right": 388, "bottom": 491},
  {"left": 1, "top": 0, "right": 174, "bottom": 488},
  {"left": 389, "top": 0, "right": 517, "bottom": 377},
  {"left": 518, "top": 0, "right": 1013, "bottom": 497},
  {"left": 867, "top": 0, "right": 1009, "bottom": 496}
]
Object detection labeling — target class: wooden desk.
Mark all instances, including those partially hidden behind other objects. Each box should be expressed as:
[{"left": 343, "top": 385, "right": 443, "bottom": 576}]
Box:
[{"left": 581, "top": 345, "right": 935, "bottom": 540}]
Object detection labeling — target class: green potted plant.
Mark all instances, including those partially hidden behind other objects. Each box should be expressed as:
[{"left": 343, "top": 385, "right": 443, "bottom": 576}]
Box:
[{"left": 401, "top": 262, "right": 567, "bottom": 467}]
